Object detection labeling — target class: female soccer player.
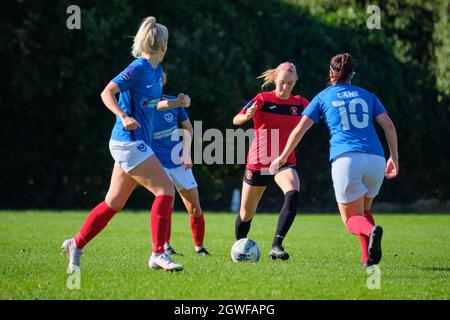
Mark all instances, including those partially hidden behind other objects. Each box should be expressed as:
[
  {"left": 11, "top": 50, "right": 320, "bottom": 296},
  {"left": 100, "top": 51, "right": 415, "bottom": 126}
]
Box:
[
  {"left": 151, "top": 74, "right": 209, "bottom": 256},
  {"left": 233, "top": 62, "right": 309, "bottom": 260},
  {"left": 62, "top": 17, "right": 190, "bottom": 272},
  {"left": 270, "top": 53, "right": 399, "bottom": 267}
]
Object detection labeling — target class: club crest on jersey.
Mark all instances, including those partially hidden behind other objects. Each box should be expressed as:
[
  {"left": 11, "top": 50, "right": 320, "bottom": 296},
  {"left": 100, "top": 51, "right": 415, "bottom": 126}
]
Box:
[
  {"left": 245, "top": 170, "right": 253, "bottom": 181},
  {"left": 290, "top": 106, "right": 299, "bottom": 116},
  {"left": 164, "top": 113, "right": 173, "bottom": 123}
]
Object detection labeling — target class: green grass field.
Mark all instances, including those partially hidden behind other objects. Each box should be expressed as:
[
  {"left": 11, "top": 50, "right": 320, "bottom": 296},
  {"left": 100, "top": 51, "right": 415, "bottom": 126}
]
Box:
[{"left": 0, "top": 211, "right": 449, "bottom": 300}]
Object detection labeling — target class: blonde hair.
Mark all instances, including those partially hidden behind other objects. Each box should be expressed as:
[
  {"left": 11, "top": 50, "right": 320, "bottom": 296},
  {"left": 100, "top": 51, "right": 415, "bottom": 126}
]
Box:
[
  {"left": 257, "top": 62, "right": 298, "bottom": 90},
  {"left": 132, "top": 16, "right": 169, "bottom": 58}
]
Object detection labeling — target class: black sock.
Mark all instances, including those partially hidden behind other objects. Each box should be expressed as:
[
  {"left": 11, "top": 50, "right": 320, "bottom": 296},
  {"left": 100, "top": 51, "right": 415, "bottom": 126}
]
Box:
[
  {"left": 235, "top": 215, "right": 252, "bottom": 240},
  {"left": 272, "top": 190, "right": 299, "bottom": 247}
]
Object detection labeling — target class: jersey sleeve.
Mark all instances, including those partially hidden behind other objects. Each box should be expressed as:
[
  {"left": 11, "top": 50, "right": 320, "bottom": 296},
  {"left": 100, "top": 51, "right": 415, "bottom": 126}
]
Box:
[
  {"left": 237, "top": 94, "right": 264, "bottom": 115},
  {"left": 178, "top": 107, "right": 189, "bottom": 122},
  {"left": 373, "top": 95, "right": 387, "bottom": 117},
  {"left": 301, "top": 95, "right": 322, "bottom": 122},
  {"left": 111, "top": 62, "right": 143, "bottom": 92}
]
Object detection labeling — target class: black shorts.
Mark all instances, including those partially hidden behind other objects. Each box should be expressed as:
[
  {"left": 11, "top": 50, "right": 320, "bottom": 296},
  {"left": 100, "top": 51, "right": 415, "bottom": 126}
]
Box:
[{"left": 243, "top": 163, "right": 298, "bottom": 187}]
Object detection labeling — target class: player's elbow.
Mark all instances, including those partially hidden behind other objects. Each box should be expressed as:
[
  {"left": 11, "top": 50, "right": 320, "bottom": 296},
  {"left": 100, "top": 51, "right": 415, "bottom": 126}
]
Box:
[
  {"left": 232, "top": 116, "right": 242, "bottom": 126},
  {"left": 100, "top": 87, "right": 112, "bottom": 101},
  {"left": 383, "top": 118, "right": 396, "bottom": 132}
]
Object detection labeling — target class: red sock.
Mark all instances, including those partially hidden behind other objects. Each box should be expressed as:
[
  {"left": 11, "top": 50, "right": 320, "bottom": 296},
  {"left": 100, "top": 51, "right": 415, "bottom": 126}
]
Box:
[
  {"left": 346, "top": 215, "right": 374, "bottom": 237},
  {"left": 75, "top": 201, "right": 117, "bottom": 249},
  {"left": 359, "top": 235, "right": 369, "bottom": 263},
  {"left": 359, "top": 210, "right": 376, "bottom": 263},
  {"left": 190, "top": 214, "right": 205, "bottom": 248},
  {"left": 150, "top": 195, "right": 173, "bottom": 253},
  {"left": 166, "top": 206, "right": 173, "bottom": 244}
]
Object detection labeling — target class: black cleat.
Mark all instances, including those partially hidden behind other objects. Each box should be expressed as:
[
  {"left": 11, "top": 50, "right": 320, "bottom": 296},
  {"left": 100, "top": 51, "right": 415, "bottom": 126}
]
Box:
[
  {"left": 195, "top": 247, "right": 210, "bottom": 256},
  {"left": 368, "top": 225, "right": 383, "bottom": 264},
  {"left": 269, "top": 245, "right": 290, "bottom": 260},
  {"left": 361, "top": 259, "right": 376, "bottom": 269},
  {"left": 164, "top": 245, "right": 184, "bottom": 256}
]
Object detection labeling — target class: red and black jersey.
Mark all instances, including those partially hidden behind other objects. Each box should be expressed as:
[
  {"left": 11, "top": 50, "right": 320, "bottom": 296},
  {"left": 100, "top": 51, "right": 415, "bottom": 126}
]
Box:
[{"left": 237, "top": 90, "right": 309, "bottom": 170}]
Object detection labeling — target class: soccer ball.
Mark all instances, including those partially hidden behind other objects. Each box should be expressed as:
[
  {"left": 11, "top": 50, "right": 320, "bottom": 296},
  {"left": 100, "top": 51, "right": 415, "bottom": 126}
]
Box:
[{"left": 230, "top": 238, "right": 261, "bottom": 262}]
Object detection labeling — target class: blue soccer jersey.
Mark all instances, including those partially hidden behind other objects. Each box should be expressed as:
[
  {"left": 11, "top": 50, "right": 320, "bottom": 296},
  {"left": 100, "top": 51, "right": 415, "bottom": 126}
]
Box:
[
  {"left": 110, "top": 58, "right": 163, "bottom": 145},
  {"left": 151, "top": 94, "right": 189, "bottom": 169},
  {"left": 302, "top": 83, "right": 387, "bottom": 161}
]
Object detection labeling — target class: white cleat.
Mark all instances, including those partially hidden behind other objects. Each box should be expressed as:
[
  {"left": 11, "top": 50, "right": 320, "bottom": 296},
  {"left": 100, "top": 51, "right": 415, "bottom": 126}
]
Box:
[
  {"left": 149, "top": 253, "right": 183, "bottom": 272},
  {"left": 61, "top": 238, "right": 83, "bottom": 273}
]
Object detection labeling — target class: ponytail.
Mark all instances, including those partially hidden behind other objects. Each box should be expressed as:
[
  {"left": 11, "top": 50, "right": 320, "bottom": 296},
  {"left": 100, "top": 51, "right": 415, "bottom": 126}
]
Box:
[
  {"left": 257, "top": 62, "right": 298, "bottom": 90},
  {"left": 132, "top": 16, "right": 169, "bottom": 57}
]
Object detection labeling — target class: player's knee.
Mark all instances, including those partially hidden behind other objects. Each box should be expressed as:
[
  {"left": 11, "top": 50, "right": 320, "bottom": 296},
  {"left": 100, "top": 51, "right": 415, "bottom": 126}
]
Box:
[
  {"left": 105, "top": 197, "right": 126, "bottom": 212},
  {"left": 188, "top": 205, "right": 202, "bottom": 217},
  {"left": 154, "top": 186, "right": 175, "bottom": 198}
]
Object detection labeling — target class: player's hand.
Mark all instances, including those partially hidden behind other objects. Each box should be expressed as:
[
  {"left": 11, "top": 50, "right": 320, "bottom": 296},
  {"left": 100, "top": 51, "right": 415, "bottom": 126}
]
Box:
[
  {"left": 269, "top": 156, "right": 287, "bottom": 175},
  {"left": 245, "top": 101, "right": 258, "bottom": 120},
  {"left": 385, "top": 157, "right": 399, "bottom": 179},
  {"left": 121, "top": 114, "right": 141, "bottom": 130},
  {"left": 182, "top": 155, "right": 193, "bottom": 170},
  {"left": 176, "top": 93, "right": 191, "bottom": 108}
]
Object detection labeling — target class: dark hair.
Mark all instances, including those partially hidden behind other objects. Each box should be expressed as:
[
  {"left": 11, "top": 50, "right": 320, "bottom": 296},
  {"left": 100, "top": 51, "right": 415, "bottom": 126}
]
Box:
[{"left": 328, "top": 53, "right": 357, "bottom": 84}]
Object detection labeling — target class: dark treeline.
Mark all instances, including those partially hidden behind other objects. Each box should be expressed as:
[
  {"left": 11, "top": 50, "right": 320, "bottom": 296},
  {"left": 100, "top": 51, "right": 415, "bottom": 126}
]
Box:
[{"left": 1, "top": 0, "right": 449, "bottom": 211}]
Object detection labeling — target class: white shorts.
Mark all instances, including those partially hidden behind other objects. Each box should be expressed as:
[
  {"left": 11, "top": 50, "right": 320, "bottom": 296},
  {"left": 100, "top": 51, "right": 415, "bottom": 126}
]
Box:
[
  {"left": 331, "top": 152, "right": 386, "bottom": 203},
  {"left": 163, "top": 166, "right": 198, "bottom": 192},
  {"left": 109, "top": 139, "right": 154, "bottom": 173}
]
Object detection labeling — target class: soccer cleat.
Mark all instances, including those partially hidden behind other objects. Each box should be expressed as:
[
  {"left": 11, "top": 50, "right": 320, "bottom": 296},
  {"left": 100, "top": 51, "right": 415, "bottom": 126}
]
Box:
[
  {"left": 269, "top": 245, "right": 290, "bottom": 260},
  {"left": 164, "top": 245, "right": 183, "bottom": 256},
  {"left": 361, "top": 259, "right": 376, "bottom": 269},
  {"left": 368, "top": 225, "right": 383, "bottom": 264},
  {"left": 195, "top": 247, "right": 210, "bottom": 256},
  {"left": 61, "top": 238, "right": 83, "bottom": 273},
  {"left": 149, "top": 253, "right": 183, "bottom": 272}
]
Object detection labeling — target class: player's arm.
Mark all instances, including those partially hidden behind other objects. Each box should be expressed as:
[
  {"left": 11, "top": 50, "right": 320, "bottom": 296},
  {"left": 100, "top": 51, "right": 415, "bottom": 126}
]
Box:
[
  {"left": 233, "top": 101, "right": 258, "bottom": 125},
  {"left": 157, "top": 93, "right": 191, "bottom": 110},
  {"left": 375, "top": 112, "right": 399, "bottom": 179},
  {"left": 100, "top": 82, "right": 140, "bottom": 130},
  {"left": 180, "top": 119, "right": 193, "bottom": 169}
]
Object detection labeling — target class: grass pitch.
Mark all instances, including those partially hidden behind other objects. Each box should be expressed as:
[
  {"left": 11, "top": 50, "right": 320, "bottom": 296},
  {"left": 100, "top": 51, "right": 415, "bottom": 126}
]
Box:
[{"left": 0, "top": 211, "right": 449, "bottom": 299}]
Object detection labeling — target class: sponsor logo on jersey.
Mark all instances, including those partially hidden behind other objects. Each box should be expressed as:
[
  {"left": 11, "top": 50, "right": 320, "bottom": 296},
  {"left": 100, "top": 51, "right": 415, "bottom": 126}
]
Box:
[{"left": 141, "top": 98, "right": 159, "bottom": 109}]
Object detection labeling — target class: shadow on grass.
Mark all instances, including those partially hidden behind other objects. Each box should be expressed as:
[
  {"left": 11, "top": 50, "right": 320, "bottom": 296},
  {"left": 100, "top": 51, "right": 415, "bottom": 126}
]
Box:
[{"left": 421, "top": 267, "right": 450, "bottom": 272}]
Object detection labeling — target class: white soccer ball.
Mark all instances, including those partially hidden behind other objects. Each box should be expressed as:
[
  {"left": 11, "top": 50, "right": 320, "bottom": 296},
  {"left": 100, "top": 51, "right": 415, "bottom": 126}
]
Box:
[{"left": 231, "top": 238, "right": 261, "bottom": 262}]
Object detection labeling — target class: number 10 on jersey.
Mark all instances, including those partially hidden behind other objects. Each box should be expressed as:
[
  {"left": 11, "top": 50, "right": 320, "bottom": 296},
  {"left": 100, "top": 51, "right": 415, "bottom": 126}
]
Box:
[{"left": 334, "top": 98, "right": 369, "bottom": 130}]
